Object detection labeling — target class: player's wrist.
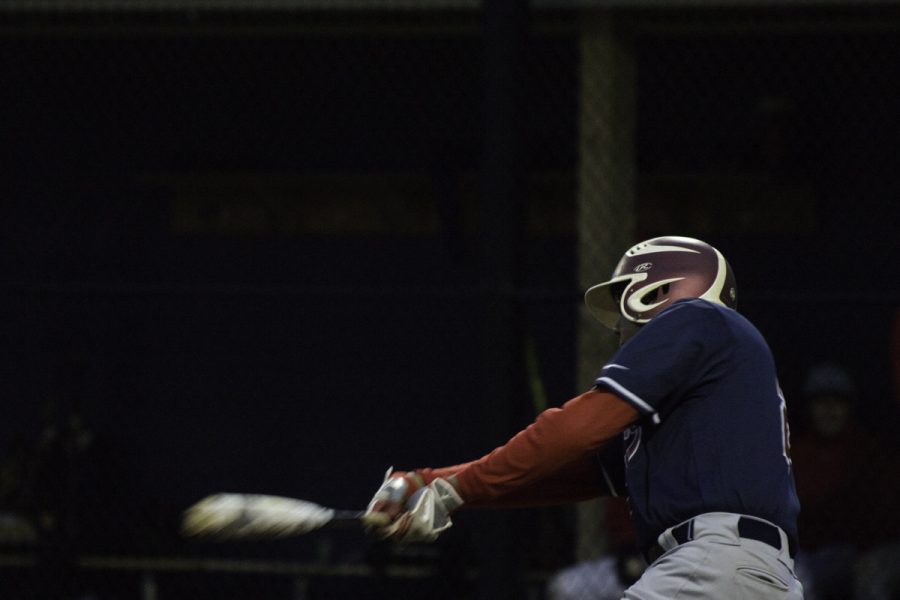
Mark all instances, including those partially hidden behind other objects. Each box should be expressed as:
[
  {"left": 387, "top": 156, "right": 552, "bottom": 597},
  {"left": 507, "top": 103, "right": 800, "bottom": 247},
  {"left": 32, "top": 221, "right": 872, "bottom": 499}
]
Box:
[{"left": 431, "top": 477, "right": 464, "bottom": 513}]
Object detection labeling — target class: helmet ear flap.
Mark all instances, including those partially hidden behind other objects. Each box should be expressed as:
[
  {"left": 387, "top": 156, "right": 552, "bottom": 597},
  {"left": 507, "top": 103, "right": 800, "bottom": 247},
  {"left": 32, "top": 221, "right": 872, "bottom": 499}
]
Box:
[
  {"left": 635, "top": 283, "right": 668, "bottom": 305},
  {"left": 623, "top": 277, "right": 686, "bottom": 322},
  {"left": 610, "top": 281, "right": 628, "bottom": 304}
]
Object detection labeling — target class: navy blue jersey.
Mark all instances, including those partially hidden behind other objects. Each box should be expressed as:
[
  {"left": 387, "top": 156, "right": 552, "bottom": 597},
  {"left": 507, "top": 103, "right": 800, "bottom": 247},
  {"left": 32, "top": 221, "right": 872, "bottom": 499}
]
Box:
[{"left": 594, "top": 299, "right": 800, "bottom": 554}]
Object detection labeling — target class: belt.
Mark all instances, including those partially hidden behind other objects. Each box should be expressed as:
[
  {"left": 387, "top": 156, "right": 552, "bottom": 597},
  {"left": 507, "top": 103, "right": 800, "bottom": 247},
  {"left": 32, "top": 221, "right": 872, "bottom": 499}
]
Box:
[{"left": 645, "top": 516, "right": 797, "bottom": 564}]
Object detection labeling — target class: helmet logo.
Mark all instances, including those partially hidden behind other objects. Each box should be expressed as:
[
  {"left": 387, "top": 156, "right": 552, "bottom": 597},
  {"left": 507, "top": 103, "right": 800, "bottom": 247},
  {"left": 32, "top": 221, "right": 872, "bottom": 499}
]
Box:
[
  {"left": 624, "top": 277, "right": 686, "bottom": 319},
  {"left": 626, "top": 290, "right": 668, "bottom": 315},
  {"left": 634, "top": 262, "right": 653, "bottom": 273}
]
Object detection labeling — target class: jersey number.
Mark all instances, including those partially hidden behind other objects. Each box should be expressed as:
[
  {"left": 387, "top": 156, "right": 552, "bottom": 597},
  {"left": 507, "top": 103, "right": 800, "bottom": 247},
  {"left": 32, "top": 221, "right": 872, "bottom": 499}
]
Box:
[{"left": 776, "top": 382, "right": 793, "bottom": 469}]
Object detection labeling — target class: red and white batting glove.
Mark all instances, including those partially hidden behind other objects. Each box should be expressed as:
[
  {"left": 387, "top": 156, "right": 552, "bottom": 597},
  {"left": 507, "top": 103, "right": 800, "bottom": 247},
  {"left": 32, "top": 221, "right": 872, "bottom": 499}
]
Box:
[{"left": 365, "top": 468, "right": 463, "bottom": 543}]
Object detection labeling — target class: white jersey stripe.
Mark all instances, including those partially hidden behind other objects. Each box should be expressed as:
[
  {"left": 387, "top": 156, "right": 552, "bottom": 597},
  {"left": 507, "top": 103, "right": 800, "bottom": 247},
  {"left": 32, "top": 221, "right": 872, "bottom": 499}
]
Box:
[
  {"left": 603, "top": 364, "right": 630, "bottom": 371},
  {"left": 595, "top": 376, "right": 661, "bottom": 424}
]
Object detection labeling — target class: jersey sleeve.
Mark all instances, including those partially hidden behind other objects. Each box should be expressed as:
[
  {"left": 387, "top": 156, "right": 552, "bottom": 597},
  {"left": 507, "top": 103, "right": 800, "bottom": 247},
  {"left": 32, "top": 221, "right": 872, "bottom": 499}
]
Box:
[
  {"left": 594, "top": 301, "right": 721, "bottom": 424},
  {"left": 417, "top": 390, "right": 639, "bottom": 507}
]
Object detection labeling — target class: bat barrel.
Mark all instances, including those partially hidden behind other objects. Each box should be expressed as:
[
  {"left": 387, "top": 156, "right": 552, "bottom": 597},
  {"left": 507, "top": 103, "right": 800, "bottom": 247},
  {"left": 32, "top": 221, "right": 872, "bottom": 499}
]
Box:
[{"left": 182, "top": 494, "right": 389, "bottom": 539}]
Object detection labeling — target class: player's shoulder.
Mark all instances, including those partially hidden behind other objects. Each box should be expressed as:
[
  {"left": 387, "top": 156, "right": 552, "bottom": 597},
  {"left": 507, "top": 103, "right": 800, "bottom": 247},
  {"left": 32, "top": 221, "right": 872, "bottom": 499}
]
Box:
[
  {"left": 649, "top": 298, "right": 744, "bottom": 336},
  {"left": 659, "top": 298, "right": 766, "bottom": 344},
  {"left": 655, "top": 298, "right": 731, "bottom": 322}
]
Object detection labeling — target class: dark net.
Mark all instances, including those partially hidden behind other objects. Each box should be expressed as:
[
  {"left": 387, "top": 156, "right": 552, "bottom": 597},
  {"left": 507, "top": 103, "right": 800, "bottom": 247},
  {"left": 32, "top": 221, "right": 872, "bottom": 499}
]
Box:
[{"left": 0, "top": 3, "right": 898, "bottom": 599}]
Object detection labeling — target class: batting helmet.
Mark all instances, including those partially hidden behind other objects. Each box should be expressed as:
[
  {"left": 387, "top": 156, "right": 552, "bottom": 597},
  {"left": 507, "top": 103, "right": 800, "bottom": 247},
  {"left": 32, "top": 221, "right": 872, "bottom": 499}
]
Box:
[{"left": 584, "top": 236, "right": 737, "bottom": 330}]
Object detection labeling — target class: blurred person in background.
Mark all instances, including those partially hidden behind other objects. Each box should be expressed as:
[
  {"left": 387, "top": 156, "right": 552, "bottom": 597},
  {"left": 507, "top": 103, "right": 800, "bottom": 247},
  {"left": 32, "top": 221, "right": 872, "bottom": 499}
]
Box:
[
  {"left": 790, "top": 363, "right": 898, "bottom": 600},
  {"left": 28, "top": 356, "right": 146, "bottom": 599},
  {"left": 546, "top": 497, "right": 645, "bottom": 600},
  {"left": 852, "top": 313, "right": 900, "bottom": 600}
]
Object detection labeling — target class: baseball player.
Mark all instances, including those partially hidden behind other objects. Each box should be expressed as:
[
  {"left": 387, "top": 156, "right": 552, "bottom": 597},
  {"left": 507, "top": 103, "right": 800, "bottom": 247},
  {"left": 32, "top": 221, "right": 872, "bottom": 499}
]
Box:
[{"left": 367, "top": 236, "right": 803, "bottom": 599}]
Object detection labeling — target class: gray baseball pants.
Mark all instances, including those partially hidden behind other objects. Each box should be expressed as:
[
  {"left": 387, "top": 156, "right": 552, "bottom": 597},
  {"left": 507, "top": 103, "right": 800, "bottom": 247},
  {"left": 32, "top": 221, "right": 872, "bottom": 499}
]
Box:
[{"left": 623, "top": 512, "right": 804, "bottom": 599}]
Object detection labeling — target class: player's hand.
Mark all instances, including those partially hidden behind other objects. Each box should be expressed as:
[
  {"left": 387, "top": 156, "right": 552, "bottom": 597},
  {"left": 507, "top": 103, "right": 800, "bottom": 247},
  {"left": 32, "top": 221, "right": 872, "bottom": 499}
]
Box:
[
  {"left": 365, "top": 468, "right": 463, "bottom": 543},
  {"left": 366, "top": 468, "right": 425, "bottom": 525}
]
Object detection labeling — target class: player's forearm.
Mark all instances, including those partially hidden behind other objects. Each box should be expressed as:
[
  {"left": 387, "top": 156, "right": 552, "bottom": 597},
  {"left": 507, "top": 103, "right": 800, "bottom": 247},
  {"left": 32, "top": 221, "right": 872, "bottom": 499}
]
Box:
[
  {"left": 435, "top": 390, "right": 638, "bottom": 506},
  {"left": 415, "top": 463, "right": 474, "bottom": 484},
  {"left": 457, "top": 454, "right": 607, "bottom": 508},
  {"left": 415, "top": 458, "right": 603, "bottom": 507}
]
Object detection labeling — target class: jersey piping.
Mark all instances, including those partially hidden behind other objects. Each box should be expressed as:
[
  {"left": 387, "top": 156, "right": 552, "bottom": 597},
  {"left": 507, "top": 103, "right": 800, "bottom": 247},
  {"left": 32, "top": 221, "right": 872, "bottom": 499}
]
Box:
[{"left": 595, "top": 376, "right": 661, "bottom": 424}]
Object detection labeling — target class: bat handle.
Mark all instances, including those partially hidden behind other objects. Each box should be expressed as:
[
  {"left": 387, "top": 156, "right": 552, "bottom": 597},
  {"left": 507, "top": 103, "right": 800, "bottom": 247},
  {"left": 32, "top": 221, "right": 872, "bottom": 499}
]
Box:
[{"left": 361, "top": 511, "right": 391, "bottom": 528}]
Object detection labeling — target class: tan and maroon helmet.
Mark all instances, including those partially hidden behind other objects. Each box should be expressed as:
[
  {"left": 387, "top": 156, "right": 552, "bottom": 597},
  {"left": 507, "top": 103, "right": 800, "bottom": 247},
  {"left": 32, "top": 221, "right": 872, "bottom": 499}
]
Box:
[{"left": 584, "top": 236, "right": 737, "bottom": 330}]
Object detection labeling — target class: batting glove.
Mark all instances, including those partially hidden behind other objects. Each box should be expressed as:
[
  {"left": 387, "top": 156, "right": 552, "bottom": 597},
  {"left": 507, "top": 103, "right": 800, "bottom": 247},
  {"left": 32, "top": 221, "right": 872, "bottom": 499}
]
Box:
[{"left": 366, "top": 468, "right": 463, "bottom": 543}]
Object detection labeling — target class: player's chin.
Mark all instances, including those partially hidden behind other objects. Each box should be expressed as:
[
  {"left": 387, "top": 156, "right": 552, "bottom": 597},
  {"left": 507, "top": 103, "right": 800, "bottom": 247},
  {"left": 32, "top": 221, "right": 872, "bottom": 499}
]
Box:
[{"left": 617, "top": 320, "right": 641, "bottom": 346}]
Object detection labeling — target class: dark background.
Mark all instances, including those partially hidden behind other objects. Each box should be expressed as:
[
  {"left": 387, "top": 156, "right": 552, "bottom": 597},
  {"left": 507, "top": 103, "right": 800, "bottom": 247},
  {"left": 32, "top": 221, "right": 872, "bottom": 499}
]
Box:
[{"left": 0, "top": 4, "right": 899, "bottom": 599}]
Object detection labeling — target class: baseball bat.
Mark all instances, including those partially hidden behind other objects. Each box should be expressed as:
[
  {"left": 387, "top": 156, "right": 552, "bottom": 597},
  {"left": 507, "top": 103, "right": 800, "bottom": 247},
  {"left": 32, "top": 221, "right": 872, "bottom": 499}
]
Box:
[{"left": 181, "top": 493, "right": 390, "bottom": 540}]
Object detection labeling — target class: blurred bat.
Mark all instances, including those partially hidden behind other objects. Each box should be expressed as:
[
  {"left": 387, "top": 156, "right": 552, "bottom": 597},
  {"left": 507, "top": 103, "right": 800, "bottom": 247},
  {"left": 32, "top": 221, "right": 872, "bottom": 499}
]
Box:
[{"left": 181, "top": 493, "right": 390, "bottom": 540}]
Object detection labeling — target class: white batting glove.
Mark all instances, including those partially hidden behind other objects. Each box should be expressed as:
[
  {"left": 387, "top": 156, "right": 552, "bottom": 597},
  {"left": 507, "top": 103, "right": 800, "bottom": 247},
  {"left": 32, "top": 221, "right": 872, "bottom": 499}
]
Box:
[
  {"left": 366, "top": 467, "right": 417, "bottom": 509},
  {"left": 395, "top": 478, "right": 463, "bottom": 543},
  {"left": 366, "top": 468, "right": 464, "bottom": 543}
]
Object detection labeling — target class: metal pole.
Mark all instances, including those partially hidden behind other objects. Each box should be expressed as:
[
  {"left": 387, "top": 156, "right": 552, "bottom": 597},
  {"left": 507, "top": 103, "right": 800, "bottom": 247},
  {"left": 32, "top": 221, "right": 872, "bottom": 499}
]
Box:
[{"left": 575, "top": 11, "right": 637, "bottom": 562}]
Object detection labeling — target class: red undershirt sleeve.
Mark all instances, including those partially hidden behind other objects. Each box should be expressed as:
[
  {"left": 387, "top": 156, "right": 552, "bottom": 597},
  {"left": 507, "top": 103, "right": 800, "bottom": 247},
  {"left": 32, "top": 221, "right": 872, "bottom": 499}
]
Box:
[{"left": 415, "top": 389, "right": 639, "bottom": 508}]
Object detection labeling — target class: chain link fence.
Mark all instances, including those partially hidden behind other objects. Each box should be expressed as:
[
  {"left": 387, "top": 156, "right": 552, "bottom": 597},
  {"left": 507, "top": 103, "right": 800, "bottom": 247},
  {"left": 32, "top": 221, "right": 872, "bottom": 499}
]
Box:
[{"left": 1, "top": 2, "right": 899, "bottom": 599}]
